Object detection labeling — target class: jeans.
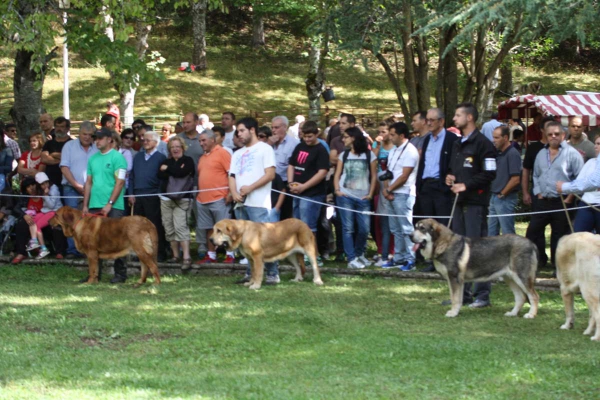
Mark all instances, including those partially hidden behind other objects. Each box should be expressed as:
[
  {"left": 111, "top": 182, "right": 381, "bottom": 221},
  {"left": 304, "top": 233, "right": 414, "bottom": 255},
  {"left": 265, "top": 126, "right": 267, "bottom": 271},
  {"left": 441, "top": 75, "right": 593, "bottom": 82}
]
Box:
[
  {"left": 267, "top": 208, "right": 281, "bottom": 223},
  {"left": 388, "top": 194, "right": 416, "bottom": 263},
  {"left": 336, "top": 195, "right": 371, "bottom": 262},
  {"left": 293, "top": 194, "right": 326, "bottom": 232},
  {"left": 574, "top": 201, "right": 600, "bottom": 233},
  {"left": 487, "top": 192, "right": 518, "bottom": 236},
  {"left": 234, "top": 206, "right": 279, "bottom": 277},
  {"left": 62, "top": 185, "right": 83, "bottom": 255}
]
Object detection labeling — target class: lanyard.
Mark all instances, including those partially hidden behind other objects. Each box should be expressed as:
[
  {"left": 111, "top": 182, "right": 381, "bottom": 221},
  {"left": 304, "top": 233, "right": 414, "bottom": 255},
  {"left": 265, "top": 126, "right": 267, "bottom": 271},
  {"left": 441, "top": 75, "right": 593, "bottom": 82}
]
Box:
[{"left": 388, "top": 141, "right": 408, "bottom": 172}]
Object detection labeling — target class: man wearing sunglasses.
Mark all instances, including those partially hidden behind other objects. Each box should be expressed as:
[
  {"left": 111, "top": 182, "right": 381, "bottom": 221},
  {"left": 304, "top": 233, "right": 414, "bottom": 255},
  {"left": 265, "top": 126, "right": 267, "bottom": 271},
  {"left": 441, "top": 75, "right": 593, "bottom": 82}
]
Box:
[{"left": 526, "top": 121, "right": 584, "bottom": 271}]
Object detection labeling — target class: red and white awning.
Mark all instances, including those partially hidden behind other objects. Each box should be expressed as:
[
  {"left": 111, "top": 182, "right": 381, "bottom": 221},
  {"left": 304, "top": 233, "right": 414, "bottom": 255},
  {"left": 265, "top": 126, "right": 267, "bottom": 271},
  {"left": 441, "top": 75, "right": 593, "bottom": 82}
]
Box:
[{"left": 498, "top": 94, "right": 600, "bottom": 126}]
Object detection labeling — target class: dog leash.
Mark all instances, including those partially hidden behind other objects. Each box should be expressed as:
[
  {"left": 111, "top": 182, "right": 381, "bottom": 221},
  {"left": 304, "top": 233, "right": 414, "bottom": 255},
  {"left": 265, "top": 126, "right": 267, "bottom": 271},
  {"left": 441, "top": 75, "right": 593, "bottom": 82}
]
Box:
[
  {"left": 560, "top": 196, "right": 574, "bottom": 234},
  {"left": 447, "top": 193, "right": 459, "bottom": 228}
]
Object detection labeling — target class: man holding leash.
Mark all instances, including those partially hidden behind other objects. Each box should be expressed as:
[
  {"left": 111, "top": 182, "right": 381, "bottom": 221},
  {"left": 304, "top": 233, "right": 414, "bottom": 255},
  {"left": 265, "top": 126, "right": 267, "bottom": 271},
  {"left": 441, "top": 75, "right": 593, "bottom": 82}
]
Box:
[
  {"left": 445, "top": 103, "right": 497, "bottom": 308},
  {"left": 82, "top": 128, "right": 129, "bottom": 283}
]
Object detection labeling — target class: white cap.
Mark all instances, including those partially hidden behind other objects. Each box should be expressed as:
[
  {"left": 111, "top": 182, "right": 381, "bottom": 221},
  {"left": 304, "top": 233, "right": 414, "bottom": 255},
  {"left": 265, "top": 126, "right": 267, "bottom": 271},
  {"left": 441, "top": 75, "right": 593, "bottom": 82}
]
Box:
[{"left": 35, "top": 172, "right": 50, "bottom": 185}]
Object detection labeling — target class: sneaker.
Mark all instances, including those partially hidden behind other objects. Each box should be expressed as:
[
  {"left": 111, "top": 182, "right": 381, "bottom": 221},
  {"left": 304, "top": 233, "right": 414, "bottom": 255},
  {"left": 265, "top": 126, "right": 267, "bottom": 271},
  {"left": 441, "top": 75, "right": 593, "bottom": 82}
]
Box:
[
  {"left": 347, "top": 259, "right": 365, "bottom": 269},
  {"left": 26, "top": 240, "right": 40, "bottom": 251},
  {"left": 468, "top": 300, "right": 491, "bottom": 309},
  {"left": 375, "top": 258, "right": 386, "bottom": 267},
  {"left": 11, "top": 254, "right": 26, "bottom": 265},
  {"left": 36, "top": 249, "right": 50, "bottom": 259},
  {"left": 421, "top": 262, "right": 436, "bottom": 272},
  {"left": 316, "top": 256, "right": 324, "bottom": 267},
  {"left": 195, "top": 254, "right": 217, "bottom": 264},
  {"left": 399, "top": 261, "right": 416, "bottom": 271},
  {"left": 239, "top": 258, "right": 249, "bottom": 265},
  {"left": 223, "top": 255, "right": 236, "bottom": 264},
  {"left": 265, "top": 275, "right": 280, "bottom": 285},
  {"left": 110, "top": 275, "right": 127, "bottom": 284},
  {"left": 357, "top": 255, "right": 372, "bottom": 267},
  {"left": 235, "top": 275, "right": 250, "bottom": 284},
  {"left": 380, "top": 260, "right": 397, "bottom": 269},
  {"left": 55, "top": 254, "right": 64, "bottom": 260},
  {"left": 372, "top": 254, "right": 382, "bottom": 262},
  {"left": 442, "top": 299, "right": 473, "bottom": 306}
]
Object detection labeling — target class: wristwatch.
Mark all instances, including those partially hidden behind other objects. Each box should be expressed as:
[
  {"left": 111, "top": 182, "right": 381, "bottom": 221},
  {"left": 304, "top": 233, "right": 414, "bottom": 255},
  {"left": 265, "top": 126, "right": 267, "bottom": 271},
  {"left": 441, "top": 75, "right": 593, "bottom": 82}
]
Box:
[{"left": 108, "top": 200, "right": 114, "bottom": 205}]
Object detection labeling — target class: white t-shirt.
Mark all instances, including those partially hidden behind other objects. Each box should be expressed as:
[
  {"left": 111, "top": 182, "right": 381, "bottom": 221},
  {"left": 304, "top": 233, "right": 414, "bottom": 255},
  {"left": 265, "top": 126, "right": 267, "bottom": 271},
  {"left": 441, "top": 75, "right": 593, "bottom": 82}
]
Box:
[
  {"left": 230, "top": 141, "right": 276, "bottom": 209},
  {"left": 387, "top": 141, "right": 419, "bottom": 196},
  {"left": 339, "top": 151, "right": 377, "bottom": 199},
  {"left": 223, "top": 128, "right": 236, "bottom": 150}
]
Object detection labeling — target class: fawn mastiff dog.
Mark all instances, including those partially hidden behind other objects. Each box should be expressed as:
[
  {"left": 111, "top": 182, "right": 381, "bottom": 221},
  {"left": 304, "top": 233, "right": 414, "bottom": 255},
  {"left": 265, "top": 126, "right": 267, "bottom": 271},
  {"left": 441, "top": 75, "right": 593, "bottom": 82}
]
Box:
[
  {"left": 556, "top": 232, "right": 600, "bottom": 341},
  {"left": 49, "top": 206, "right": 161, "bottom": 286},
  {"left": 410, "top": 219, "right": 539, "bottom": 318},
  {"left": 210, "top": 218, "right": 324, "bottom": 290}
]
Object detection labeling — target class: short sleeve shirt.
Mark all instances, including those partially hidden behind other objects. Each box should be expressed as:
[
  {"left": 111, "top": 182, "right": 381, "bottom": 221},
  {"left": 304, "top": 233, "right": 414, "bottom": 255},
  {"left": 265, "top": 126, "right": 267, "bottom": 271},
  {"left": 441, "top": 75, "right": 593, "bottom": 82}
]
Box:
[
  {"left": 491, "top": 146, "right": 522, "bottom": 194},
  {"left": 197, "top": 145, "right": 232, "bottom": 204},
  {"left": 230, "top": 142, "right": 276, "bottom": 209},
  {"left": 42, "top": 138, "right": 72, "bottom": 186},
  {"left": 289, "top": 141, "right": 330, "bottom": 197},
  {"left": 87, "top": 149, "right": 128, "bottom": 210}
]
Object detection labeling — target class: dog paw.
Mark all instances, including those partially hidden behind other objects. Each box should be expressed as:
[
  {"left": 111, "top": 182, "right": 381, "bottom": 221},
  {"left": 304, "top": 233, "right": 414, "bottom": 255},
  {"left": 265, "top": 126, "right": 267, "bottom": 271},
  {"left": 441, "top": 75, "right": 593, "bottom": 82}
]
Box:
[
  {"left": 560, "top": 323, "right": 573, "bottom": 330},
  {"left": 523, "top": 313, "right": 535, "bottom": 319},
  {"left": 504, "top": 311, "right": 518, "bottom": 317},
  {"left": 248, "top": 284, "right": 261, "bottom": 290},
  {"left": 445, "top": 310, "right": 459, "bottom": 318},
  {"left": 591, "top": 335, "right": 600, "bottom": 341},
  {"left": 583, "top": 328, "right": 593, "bottom": 336},
  {"left": 290, "top": 277, "right": 303, "bottom": 283},
  {"left": 243, "top": 281, "right": 252, "bottom": 287},
  {"left": 313, "top": 279, "right": 323, "bottom": 286}
]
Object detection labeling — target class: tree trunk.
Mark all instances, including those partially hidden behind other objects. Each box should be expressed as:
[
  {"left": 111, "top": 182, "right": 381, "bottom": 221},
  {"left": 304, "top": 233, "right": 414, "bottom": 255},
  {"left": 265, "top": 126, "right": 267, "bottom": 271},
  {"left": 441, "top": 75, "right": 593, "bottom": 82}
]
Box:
[
  {"left": 442, "top": 25, "right": 458, "bottom": 124},
  {"left": 400, "top": 1, "right": 418, "bottom": 115},
  {"left": 414, "top": 35, "right": 430, "bottom": 111},
  {"left": 120, "top": 21, "right": 151, "bottom": 126},
  {"left": 374, "top": 52, "right": 409, "bottom": 118},
  {"left": 305, "top": 35, "right": 328, "bottom": 122},
  {"left": 252, "top": 13, "right": 265, "bottom": 48},
  {"left": 10, "top": 50, "right": 45, "bottom": 150},
  {"left": 499, "top": 57, "right": 513, "bottom": 96},
  {"left": 192, "top": 0, "right": 208, "bottom": 70}
]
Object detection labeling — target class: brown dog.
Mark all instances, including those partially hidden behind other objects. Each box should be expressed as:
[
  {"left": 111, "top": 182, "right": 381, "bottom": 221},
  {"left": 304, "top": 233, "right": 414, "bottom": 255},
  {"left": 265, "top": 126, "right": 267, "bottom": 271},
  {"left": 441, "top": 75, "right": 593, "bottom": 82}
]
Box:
[
  {"left": 49, "top": 206, "right": 161, "bottom": 286},
  {"left": 210, "top": 218, "right": 323, "bottom": 290}
]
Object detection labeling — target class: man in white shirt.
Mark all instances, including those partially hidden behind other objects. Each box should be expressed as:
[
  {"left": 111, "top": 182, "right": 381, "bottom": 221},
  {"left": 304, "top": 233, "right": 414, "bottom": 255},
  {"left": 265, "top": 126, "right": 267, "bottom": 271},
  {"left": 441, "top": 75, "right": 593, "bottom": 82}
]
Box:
[
  {"left": 381, "top": 122, "right": 420, "bottom": 271},
  {"left": 229, "top": 117, "right": 279, "bottom": 286}
]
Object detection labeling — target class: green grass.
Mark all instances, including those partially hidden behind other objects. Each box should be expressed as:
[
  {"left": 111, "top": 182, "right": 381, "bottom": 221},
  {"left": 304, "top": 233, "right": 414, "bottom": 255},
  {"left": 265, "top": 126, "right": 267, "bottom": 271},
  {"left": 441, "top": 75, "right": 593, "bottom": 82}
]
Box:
[{"left": 0, "top": 264, "right": 597, "bottom": 399}]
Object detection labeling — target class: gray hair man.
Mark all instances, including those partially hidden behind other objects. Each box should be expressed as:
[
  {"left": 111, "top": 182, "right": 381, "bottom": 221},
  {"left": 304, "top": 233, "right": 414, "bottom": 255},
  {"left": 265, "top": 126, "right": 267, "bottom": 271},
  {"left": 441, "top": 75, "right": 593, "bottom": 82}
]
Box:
[{"left": 271, "top": 115, "right": 298, "bottom": 220}]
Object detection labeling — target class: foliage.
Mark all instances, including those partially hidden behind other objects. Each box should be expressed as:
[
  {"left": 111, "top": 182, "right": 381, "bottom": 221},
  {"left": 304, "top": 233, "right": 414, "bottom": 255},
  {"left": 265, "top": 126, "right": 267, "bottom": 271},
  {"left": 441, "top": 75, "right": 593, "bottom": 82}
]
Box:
[{"left": 0, "top": 265, "right": 599, "bottom": 398}]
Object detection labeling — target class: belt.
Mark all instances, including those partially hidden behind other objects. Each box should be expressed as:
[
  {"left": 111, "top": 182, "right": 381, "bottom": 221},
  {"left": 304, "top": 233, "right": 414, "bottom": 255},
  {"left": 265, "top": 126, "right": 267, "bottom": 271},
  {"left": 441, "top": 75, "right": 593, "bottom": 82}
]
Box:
[{"left": 423, "top": 178, "right": 440, "bottom": 183}]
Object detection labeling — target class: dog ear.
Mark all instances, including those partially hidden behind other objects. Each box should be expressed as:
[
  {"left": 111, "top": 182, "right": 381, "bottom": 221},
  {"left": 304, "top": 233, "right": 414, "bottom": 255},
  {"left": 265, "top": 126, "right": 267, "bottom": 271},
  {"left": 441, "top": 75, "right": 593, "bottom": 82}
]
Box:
[
  {"left": 226, "top": 222, "right": 239, "bottom": 240},
  {"left": 63, "top": 207, "right": 75, "bottom": 226}
]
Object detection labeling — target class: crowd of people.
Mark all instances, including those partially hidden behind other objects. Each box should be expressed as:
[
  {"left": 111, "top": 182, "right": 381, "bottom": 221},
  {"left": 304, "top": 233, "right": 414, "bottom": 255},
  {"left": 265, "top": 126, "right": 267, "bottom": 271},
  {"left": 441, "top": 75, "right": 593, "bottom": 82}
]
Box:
[{"left": 0, "top": 104, "right": 598, "bottom": 301}]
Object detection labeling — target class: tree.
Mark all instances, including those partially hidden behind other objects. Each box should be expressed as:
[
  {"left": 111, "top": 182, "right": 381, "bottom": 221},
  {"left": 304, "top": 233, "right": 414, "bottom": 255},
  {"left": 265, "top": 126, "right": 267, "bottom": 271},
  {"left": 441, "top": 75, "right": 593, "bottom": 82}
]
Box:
[{"left": 1, "top": 0, "right": 162, "bottom": 143}]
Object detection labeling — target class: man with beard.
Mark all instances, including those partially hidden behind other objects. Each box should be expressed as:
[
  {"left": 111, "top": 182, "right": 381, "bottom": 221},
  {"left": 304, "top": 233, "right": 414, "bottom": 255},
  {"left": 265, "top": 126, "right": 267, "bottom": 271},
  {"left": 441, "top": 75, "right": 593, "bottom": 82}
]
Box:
[
  {"left": 229, "top": 117, "right": 278, "bottom": 285},
  {"left": 445, "top": 103, "right": 497, "bottom": 309}
]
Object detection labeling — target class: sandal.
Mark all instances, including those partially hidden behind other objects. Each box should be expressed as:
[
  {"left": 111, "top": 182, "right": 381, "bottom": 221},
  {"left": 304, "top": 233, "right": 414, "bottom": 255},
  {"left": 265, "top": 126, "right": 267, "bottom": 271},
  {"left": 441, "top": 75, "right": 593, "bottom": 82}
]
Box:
[
  {"left": 167, "top": 257, "right": 180, "bottom": 264},
  {"left": 182, "top": 258, "right": 192, "bottom": 271},
  {"left": 11, "top": 254, "right": 26, "bottom": 265}
]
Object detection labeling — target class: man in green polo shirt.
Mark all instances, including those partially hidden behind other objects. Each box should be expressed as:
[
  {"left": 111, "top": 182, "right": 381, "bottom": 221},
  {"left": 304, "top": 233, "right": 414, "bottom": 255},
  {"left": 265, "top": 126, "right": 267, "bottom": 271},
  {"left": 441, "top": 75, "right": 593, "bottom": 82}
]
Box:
[{"left": 82, "top": 128, "right": 129, "bottom": 283}]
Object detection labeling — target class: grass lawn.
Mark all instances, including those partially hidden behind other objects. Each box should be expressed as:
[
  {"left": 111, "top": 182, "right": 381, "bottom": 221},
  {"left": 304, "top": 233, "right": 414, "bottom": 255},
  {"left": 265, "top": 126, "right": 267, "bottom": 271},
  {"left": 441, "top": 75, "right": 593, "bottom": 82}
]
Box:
[{"left": 0, "top": 264, "right": 597, "bottom": 399}]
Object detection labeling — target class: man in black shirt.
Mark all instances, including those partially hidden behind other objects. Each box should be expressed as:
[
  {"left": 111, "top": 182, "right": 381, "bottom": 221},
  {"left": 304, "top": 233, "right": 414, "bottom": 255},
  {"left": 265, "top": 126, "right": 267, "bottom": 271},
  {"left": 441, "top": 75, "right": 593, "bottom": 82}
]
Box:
[
  {"left": 287, "top": 121, "right": 329, "bottom": 236},
  {"left": 41, "top": 116, "right": 72, "bottom": 191}
]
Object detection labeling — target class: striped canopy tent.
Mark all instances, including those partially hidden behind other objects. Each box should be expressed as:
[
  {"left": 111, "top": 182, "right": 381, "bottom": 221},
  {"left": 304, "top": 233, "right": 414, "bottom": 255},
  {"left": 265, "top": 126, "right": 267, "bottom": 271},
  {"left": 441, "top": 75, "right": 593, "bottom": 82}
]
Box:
[{"left": 498, "top": 94, "right": 600, "bottom": 127}]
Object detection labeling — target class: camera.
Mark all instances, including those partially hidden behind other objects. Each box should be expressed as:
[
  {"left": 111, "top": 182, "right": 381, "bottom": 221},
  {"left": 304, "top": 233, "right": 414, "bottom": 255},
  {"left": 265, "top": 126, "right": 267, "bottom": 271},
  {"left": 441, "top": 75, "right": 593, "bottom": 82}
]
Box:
[{"left": 378, "top": 170, "right": 394, "bottom": 181}]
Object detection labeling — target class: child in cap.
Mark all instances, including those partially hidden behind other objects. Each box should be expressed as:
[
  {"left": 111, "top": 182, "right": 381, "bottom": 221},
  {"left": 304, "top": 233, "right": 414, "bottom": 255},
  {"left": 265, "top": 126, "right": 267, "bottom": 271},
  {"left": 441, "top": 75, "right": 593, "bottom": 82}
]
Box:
[{"left": 25, "top": 172, "right": 63, "bottom": 259}]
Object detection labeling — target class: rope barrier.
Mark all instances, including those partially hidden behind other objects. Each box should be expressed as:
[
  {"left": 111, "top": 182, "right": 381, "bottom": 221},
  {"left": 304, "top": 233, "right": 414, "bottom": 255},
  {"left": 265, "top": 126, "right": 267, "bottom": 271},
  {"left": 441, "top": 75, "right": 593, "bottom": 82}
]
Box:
[{"left": 0, "top": 185, "right": 592, "bottom": 219}]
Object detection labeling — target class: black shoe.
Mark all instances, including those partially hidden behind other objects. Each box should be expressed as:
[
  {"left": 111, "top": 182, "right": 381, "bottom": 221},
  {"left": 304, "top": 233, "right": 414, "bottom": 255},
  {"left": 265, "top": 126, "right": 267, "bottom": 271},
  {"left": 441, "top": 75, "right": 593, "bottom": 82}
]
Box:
[
  {"left": 110, "top": 275, "right": 127, "bottom": 284},
  {"left": 421, "top": 264, "right": 436, "bottom": 272},
  {"left": 442, "top": 299, "right": 473, "bottom": 306},
  {"left": 235, "top": 275, "right": 250, "bottom": 284}
]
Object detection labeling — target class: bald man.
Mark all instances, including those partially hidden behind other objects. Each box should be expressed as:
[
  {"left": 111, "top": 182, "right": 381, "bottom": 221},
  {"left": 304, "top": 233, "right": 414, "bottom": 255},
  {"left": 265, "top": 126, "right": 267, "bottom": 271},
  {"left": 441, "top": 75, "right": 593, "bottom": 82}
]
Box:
[
  {"left": 567, "top": 117, "right": 595, "bottom": 162},
  {"left": 39, "top": 113, "right": 55, "bottom": 140}
]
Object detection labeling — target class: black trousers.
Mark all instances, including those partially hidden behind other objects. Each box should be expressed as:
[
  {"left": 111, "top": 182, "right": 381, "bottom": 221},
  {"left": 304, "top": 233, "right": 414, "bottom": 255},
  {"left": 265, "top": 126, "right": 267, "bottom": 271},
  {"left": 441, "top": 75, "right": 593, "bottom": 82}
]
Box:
[
  {"left": 280, "top": 191, "right": 294, "bottom": 221},
  {"left": 417, "top": 180, "right": 454, "bottom": 224},
  {"left": 525, "top": 197, "right": 571, "bottom": 268},
  {"left": 133, "top": 195, "right": 167, "bottom": 259},
  {"left": 15, "top": 218, "right": 67, "bottom": 256},
  {"left": 451, "top": 204, "right": 491, "bottom": 303}
]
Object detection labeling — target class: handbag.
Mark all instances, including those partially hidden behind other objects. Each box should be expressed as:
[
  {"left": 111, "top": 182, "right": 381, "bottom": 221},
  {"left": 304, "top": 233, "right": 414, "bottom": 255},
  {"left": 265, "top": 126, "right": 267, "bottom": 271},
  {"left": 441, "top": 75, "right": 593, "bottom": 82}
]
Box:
[{"left": 165, "top": 174, "right": 194, "bottom": 200}]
